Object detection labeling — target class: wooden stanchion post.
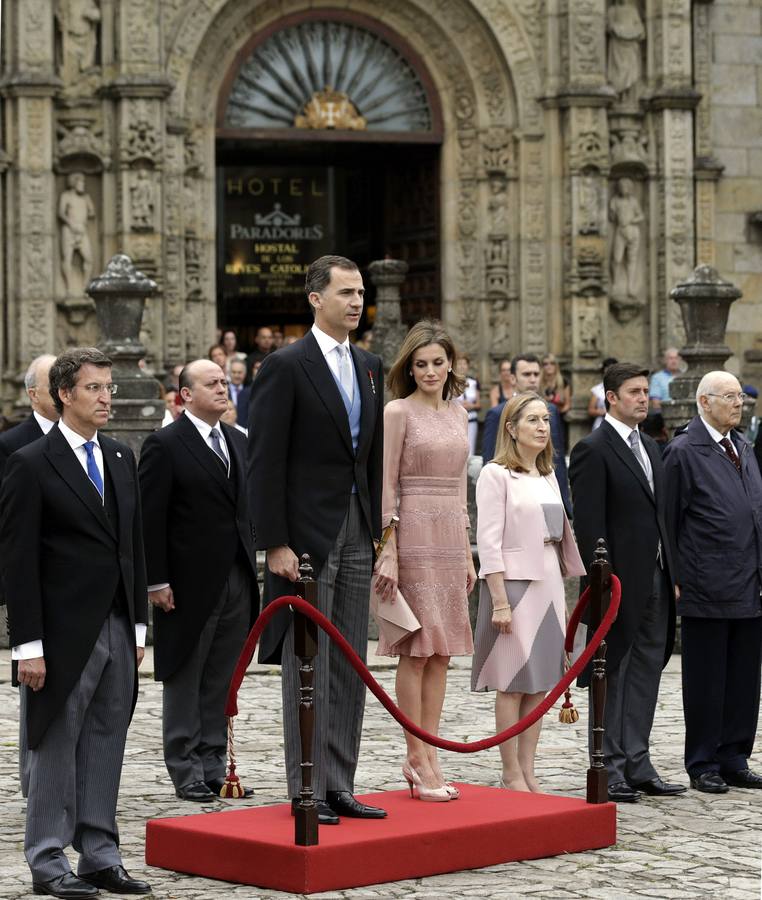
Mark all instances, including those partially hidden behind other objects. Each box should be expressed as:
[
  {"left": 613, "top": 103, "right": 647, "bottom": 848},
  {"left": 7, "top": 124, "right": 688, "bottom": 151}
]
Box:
[
  {"left": 293, "top": 554, "right": 319, "bottom": 845},
  {"left": 586, "top": 539, "right": 611, "bottom": 804}
]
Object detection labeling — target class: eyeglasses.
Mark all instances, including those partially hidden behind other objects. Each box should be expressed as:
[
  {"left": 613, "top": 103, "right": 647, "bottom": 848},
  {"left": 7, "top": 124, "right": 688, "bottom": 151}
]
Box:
[
  {"left": 80, "top": 383, "right": 118, "bottom": 396},
  {"left": 705, "top": 392, "right": 747, "bottom": 404}
]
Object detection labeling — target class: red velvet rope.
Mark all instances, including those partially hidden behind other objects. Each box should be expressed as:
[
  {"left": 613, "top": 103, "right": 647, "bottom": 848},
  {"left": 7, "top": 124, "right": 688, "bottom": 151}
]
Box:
[{"left": 225, "top": 575, "right": 620, "bottom": 753}]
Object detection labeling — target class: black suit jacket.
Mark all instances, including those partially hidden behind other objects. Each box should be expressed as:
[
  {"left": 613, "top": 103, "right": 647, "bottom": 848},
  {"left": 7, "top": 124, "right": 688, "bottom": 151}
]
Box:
[
  {"left": 138, "top": 413, "right": 259, "bottom": 681},
  {"left": 247, "top": 332, "right": 383, "bottom": 662},
  {"left": 0, "top": 414, "right": 44, "bottom": 481},
  {"left": 569, "top": 419, "right": 676, "bottom": 684},
  {"left": 0, "top": 424, "right": 148, "bottom": 748}
]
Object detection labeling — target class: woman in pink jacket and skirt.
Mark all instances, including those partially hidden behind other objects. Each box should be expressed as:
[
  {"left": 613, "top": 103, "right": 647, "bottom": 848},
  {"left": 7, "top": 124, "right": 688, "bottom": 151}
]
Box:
[{"left": 472, "top": 392, "right": 585, "bottom": 791}]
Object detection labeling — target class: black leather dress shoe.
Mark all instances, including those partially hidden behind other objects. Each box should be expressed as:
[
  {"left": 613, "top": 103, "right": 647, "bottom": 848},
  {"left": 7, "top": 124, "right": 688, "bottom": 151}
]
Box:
[
  {"left": 607, "top": 782, "right": 640, "bottom": 803},
  {"left": 175, "top": 780, "right": 215, "bottom": 801},
  {"left": 32, "top": 872, "right": 98, "bottom": 899},
  {"left": 326, "top": 790, "right": 387, "bottom": 818},
  {"left": 630, "top": 777, "right": 687, "bottom": 796},
  {"left": 79, "top": 866, "right": 151, "bottom": 895},
  {"left": 290, "top": 798, "right": 340, "bottom": 825},
  {"left": 205, "top": 776, "right": 254, "bottom": 798},
  {"left": 722, "top": 768, "right": 762, "bottom": 789},
  {"left": 690, "top": 772, "right": 729, "bottom": 794}
]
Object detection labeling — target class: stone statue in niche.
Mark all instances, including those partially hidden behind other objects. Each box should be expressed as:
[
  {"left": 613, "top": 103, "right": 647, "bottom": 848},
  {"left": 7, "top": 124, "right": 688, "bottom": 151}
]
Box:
[
  {"left": 59, "top": 172, "right": 95, "bottom": 296},
  {"left": 487, "top": 177, "right": 508, "bottom": 234},
  {"left": 60, "top": 0, "right": 101, "bottom": 78},
  {"left": 609, "top": 177, "right": 644, "bottom": 304},
  {"left": 578, "top": 300, "right": 601, "bottom": 356},
  {"left": 130, "top": 170, "right": 155, "bottom": 232},
  {"left": 607, "top": 0, "right": 645, "bottom": 99}
]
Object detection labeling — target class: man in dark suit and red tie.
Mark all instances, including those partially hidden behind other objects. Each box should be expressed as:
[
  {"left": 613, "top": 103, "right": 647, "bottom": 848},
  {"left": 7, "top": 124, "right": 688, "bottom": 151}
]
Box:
[
  {"left": 247, "top": 255, "right": 386, "bottom": 825},
  {"left": 663, "top": 371, "right": 762, "bottom": 793},
  {"left": 139, "top": 358, "right": 259, "bottom": 801},
  {"left": 569, "top": 362, "right": 685, "bottom": 803},
  {"left": 0, "top": 347, "right": 150, "bottom": 899}
]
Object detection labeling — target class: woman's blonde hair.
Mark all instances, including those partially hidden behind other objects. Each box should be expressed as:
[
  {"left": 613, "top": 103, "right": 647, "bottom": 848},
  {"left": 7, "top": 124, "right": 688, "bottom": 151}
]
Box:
[
  {"left": 541, "top": 353, "right": 565, "bottom": 396},
  {"left": 386, "top": 319, "right": 466, "bottom": 400},
  {"left": 493, "top": 392, "right": 554, "bottom": 475}
]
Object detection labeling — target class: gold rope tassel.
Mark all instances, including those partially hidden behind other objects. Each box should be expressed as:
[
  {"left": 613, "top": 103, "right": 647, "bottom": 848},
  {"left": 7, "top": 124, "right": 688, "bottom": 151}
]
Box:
[
  {"left": 558, "top": 652, "right": 580, "bottom": 724},
  {"left": 219, "top": 716, "right": 246, "bottom": 798}
]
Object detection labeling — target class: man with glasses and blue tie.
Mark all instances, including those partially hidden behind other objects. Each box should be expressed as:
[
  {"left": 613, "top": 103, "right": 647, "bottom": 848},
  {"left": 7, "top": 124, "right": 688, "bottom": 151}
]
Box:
[
  {"left": 0, "top": 347, "right": 151, "bottom": 898},
  {"left": 570, "top": 362, "right": 685, "bottom": 803},
  {"left": 139, "top": 358, "right": 259, "bottom": 802},
  {"left": 663, "top": 371, "right": 762, "bottom": 794}
]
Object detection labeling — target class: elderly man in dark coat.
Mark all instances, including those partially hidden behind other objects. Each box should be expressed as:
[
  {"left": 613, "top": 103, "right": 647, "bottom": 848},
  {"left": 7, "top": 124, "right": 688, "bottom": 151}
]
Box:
[{"left": 663, "top": 371, "right": 762, "bottom": 794}]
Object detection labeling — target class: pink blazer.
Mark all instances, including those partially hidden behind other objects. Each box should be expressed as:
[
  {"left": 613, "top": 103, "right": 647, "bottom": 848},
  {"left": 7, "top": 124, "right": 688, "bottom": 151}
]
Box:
[{"left": 475, "top": 463, "right": 586, "bottom": 581}]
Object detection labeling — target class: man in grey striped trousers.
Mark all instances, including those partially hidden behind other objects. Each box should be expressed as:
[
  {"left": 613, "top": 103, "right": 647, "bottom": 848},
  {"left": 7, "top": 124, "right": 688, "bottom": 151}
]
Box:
[{"left": 248, "top": 256, "right": 386, "bottom": 824}]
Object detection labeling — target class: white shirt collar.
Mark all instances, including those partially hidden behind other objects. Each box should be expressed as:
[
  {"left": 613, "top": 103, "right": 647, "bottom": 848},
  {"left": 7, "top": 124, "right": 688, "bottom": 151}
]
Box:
[
  {"left": 604, "top": 412, "right": 640, "bottom": 444},
  {"left": 699, "top": 415, "right": 729, "bottom": 443},
  {"left": 33, "top": 411, "right": 57, "bottom": 434},
  {"left": 57, "top": 418, "right": 99, "bottom": 451},
  {"left": 311, "top": 323, "right": 350, "bottom": 358},
  {"left": 183, "top": 408, "right": 221, "bottom": 440}
]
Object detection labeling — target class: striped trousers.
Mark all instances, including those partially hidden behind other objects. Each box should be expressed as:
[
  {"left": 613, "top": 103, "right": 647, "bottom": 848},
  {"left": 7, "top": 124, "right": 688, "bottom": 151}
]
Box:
[{"left": 281, "top": 495, "right": 373, "bottom": 800}]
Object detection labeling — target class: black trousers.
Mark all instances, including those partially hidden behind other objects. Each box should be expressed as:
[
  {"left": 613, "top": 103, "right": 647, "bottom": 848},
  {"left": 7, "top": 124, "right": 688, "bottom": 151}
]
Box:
[{"left": 681, "top": 615, "right": 762, "bottom": 777}]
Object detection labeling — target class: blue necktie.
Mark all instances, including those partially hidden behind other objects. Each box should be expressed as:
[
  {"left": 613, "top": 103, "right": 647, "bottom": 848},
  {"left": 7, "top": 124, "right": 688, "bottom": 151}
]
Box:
[
  {"left": 209, "top": 427, "right": 229, "bottom": 475},
  {"left": 83, "top": 440, "right": 104, "bottom": 500}
]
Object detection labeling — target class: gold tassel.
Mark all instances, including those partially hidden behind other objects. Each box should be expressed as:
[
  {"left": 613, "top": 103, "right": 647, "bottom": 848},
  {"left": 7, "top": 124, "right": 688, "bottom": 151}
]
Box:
[
  {"left": 558, "top": 652, "right": 580, "bottom": 724},
  {"left": 219, "top": 717, "right": 247, "bottom": 798}
]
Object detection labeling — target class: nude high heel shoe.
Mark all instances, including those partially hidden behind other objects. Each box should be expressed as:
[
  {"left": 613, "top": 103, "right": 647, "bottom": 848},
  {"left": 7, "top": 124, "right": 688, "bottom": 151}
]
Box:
[{"left": 402, "top": 763, "right": 451, "bottom": 802}]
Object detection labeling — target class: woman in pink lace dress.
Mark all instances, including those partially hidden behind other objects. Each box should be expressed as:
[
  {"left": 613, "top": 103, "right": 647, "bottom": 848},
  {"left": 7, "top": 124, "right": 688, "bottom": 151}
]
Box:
[{"left": 374, "top": 321, "right": 476, "bottom": 802}]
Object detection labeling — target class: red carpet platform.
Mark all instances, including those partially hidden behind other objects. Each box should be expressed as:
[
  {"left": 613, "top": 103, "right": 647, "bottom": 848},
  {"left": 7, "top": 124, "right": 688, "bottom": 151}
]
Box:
[{"left": 145, "top": 784, "right": 616, "bottom": 894}]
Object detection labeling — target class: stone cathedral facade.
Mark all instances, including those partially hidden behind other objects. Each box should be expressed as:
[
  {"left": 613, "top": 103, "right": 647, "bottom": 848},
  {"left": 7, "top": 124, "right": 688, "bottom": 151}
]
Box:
[{"left": 1, "top": 0, "right": 761, "bottom": 438}]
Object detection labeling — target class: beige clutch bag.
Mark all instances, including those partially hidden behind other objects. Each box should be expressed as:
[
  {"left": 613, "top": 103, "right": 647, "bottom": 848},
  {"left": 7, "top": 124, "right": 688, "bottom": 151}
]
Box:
[{"left": 371, "top": 516, "right": 421, "bottom": 650}]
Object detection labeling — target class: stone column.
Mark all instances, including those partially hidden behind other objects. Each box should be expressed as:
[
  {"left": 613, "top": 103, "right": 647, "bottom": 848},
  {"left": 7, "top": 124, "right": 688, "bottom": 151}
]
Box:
[
  {"left": 0, "top": 0, "right": 60, "bottom": 406},
  {"left": 368, "top": 258, "right": 408, "bottom": 370},
  {"left": 661, "top": 265, "right": 744, "bottom": 436},
  {"left": 87, "top": 253, "right": 163, "bottom": 455}
]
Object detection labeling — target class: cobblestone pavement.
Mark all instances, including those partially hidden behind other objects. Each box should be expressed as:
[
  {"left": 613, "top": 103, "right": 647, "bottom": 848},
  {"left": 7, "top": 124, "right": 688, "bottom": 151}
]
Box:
[{"left": 1, "top": 650, "right": 760, "bottom": 900}]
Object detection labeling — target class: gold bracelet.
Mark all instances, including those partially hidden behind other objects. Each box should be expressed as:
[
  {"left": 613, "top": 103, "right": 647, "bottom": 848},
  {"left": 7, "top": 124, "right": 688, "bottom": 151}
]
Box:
[{"left": 492, "top": 604, "right": 510, "bottom": 612}]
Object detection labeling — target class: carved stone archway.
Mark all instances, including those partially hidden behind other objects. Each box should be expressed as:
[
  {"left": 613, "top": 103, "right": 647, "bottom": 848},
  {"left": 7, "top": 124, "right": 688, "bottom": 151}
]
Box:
[{"left": 163, "top": 0, "right": 550, "bottom": 383}]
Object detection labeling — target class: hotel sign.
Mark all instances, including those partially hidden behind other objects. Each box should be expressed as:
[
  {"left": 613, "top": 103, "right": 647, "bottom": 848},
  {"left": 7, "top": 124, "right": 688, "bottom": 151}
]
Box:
[{"left": 220, "top": 166, "right": 334, "bottom": 301}]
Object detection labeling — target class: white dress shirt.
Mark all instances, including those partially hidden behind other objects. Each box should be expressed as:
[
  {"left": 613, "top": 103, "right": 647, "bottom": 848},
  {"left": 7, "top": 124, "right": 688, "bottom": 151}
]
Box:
[
  {"left": 311, "top": 324, "right": 355, "bottom": 403},
  {"left": 33, "top": 411, "right": 57, "bottom": 434},
  {"left": 700, "top": 415, "right": 733, "bottom": 448},
  {"left": 13, "top": 420, "right": 146, "bottom": 660}
]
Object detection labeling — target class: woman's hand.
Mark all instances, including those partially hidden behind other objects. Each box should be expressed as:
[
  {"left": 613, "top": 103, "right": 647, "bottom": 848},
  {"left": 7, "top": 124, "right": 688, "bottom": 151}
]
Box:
[
  {"left": 492, "top": 607, "right": 512, "bottom": 634},
  {"left": 466, "top": 561, "right": 477, "bottom": 595},
  {"left": 373, "top": 552, "right": 398, "bottom": 603}
]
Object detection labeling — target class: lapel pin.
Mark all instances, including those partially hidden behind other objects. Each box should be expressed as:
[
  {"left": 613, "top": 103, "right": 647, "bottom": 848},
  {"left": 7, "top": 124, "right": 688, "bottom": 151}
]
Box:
[{"left": 116, "top": 451, "right": 122, "bottom": 458}]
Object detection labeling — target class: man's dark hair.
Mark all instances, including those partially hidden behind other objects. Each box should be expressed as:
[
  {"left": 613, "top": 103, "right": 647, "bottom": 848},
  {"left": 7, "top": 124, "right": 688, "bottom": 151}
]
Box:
[
  {"left": 49, "top": 347, "right": 112, "bottom": 414},
  {"left": 603, "top": 362, "right": 650, "bottom": 410},
  {"left": 305, "top": 255, "right": 359, "bottom": 297},
  {"left": 510, "top": 353, "right": 540, "bottom": 375},
  {"left": 601, "top": 356, "right": 618, "bottom": 374}
]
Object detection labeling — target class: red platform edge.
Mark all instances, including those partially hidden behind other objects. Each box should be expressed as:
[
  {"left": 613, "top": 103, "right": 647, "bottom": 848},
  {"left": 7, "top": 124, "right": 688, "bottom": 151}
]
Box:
[{"left": 145, "top": 784, "right": 616, "bottom": 894}]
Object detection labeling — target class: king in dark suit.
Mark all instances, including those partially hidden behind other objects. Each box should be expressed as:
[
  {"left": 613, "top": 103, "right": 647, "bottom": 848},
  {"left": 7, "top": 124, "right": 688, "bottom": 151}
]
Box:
[
  {"left": 139, "top": 359, "right": 260, "bottom": 802},
  {"left": 569, "top": 362, "right": 685, "bottom": 803},
  {"left": 247, "top": 255, "right": 386, "bottom": 824},
  {"left": 0, "top": 348, "right": 150, "bottom": 899}
]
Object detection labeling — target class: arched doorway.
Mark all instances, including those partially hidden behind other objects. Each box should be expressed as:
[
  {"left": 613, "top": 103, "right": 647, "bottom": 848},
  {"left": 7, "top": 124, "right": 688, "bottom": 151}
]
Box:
[{"left": 214, "top": 11, "right": 444, "bottom": 345}]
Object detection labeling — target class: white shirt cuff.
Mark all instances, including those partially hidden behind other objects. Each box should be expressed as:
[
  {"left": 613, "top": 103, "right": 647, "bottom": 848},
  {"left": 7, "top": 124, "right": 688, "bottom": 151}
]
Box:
[
  {"left": 12, "top": 640, "right": 44, "bottom": 660},
  {"left": 147, "top": 583, "right": 170, "bottom": 592},
  {"left": 135, "top": 624, "right": 147, "bottom": 648}
]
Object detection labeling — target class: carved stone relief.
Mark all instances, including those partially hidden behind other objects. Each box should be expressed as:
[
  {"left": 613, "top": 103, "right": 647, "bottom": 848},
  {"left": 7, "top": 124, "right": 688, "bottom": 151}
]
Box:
[
  {"left": 121, "top": 103, "right": 162, "bottom": 167},
  {"left": 129, "top": 169, "right": 156, "bottom": 231},
  {"left": 55, "top": 117, "right": 110, "bottom": 171}
]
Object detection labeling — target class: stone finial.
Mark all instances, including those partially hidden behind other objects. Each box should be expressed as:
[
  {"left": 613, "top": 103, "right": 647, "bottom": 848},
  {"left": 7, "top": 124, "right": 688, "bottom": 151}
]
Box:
[{"left": 87, "top": 252, "right": 157, "bottom": 296}]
